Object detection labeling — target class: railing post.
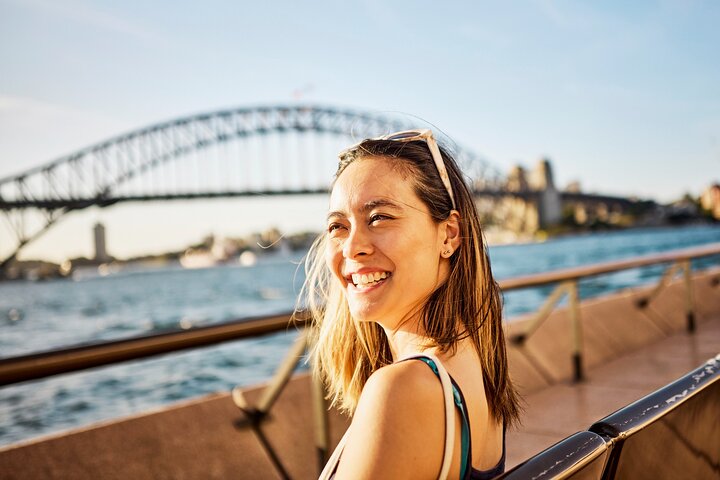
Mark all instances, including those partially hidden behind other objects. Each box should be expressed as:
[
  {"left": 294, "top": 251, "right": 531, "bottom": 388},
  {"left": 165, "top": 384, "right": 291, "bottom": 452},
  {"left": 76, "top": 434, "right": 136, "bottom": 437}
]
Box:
[
  {"left": 682, "top": 260, "right": 695, "bottom": 333},
  {"left": 636, "top": 262, "right": 679, "bottom": 309},
  {"left": 568, "top": 280, "right": 584, "bottom": 382},
  {"left": 511, "top": 282, "right": 570, "bottom": 344},
  {"left": 232, "top": 329, "right": 308, "bottom": 417}
]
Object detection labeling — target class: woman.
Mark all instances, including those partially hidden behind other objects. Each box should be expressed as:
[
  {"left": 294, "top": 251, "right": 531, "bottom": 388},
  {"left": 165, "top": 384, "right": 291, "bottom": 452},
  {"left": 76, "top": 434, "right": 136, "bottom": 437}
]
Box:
[{"left": 301, "top": 129, "right": 521, "bottom": 479}]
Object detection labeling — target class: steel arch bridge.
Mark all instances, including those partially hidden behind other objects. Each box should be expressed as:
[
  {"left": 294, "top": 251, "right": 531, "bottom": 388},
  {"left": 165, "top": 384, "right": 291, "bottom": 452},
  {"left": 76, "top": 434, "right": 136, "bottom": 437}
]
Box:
[{"left": 0, "top": 105, "right": 502, "bottom": 266}]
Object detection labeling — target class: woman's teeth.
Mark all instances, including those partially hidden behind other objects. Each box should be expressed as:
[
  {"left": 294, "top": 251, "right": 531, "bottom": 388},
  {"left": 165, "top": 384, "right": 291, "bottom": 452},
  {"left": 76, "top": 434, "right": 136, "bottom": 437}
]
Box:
[{"left": 351, "top": 271, "right": 389, "bottom": 287}]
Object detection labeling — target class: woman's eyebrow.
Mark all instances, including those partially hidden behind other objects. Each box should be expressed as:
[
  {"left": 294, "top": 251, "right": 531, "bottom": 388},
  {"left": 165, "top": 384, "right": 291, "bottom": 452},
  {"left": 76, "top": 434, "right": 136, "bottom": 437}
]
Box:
[
  {"left": 326, "top": 199, "right": 403, "bottom": 222},
  {"left": 326, "top": 211, "right": 346, "bottom": 222},
  {"left": 361, "top": 198, "right": 402, "bottom": 213}
]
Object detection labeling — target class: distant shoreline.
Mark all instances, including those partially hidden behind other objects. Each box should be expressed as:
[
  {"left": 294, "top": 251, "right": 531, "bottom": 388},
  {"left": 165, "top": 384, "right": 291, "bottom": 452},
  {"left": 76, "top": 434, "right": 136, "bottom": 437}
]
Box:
[{"left": 4, "top": 223, "right": 718, "bottom": 282}]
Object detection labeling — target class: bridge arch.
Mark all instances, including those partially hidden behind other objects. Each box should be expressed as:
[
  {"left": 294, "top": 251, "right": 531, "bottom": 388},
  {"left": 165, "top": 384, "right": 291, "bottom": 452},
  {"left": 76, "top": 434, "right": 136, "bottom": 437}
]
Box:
[{"left": 0, "top": 105, "right": 499, "bottom": 266}]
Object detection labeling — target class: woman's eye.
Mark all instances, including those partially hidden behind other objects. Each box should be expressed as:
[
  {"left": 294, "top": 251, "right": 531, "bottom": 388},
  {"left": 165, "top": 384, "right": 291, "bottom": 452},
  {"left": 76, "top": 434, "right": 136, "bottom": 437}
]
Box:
[
  {"left": 369, "top": 214, "right": 390, "bottom": 225},
  {"left": 328, "top": 223, "right": 345, "bottom": 234}
]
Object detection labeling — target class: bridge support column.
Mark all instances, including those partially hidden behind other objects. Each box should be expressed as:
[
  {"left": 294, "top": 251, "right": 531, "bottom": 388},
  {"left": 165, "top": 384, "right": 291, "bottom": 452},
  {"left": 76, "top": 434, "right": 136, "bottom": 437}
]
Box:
[{"left": 539, "top": 187, "right": 562, "bottom": 228}]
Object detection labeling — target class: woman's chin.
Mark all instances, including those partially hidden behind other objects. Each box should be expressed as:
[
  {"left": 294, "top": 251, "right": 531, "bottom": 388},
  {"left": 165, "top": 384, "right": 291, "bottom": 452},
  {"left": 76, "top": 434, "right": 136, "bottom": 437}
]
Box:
[
  {"left": 350, "top": 311, "right": 376, "bottom": 323},
  {"left": 348, "top": 305, "right": 384, "bottom": 324}
]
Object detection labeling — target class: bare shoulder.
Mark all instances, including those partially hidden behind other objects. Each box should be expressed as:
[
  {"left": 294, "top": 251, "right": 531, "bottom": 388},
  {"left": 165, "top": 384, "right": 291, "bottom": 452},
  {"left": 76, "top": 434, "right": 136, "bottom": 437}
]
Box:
[
  {"left": 334, "top": 360, "right": 446, "bottom": 479},
  {"left": 363, "top": 359, "right": 442, "bottom": 405}
]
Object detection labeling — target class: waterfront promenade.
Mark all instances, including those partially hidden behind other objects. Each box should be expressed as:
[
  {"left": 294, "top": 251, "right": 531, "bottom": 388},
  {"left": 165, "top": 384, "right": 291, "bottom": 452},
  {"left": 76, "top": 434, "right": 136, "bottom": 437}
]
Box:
[
  {"left": 502, "top": 264, "right": 720, "bottom": 468},
  {"left": 505, "top": 301, "right": 720, "bottom": 468}
]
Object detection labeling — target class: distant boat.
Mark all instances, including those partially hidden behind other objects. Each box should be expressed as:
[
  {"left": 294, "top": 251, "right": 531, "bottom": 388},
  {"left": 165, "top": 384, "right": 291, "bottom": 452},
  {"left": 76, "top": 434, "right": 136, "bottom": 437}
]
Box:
[
  {"left": 238, "top": 250, "right": 257, "bottom": 267},
  {"left": 179, "top": 248, "right": 217, "bottom": 269}
]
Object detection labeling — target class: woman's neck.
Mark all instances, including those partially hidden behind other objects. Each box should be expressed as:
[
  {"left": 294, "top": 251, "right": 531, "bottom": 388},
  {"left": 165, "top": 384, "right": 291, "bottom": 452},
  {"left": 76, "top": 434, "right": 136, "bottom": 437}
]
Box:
[
  {"left": 382, "top": 321, "right": 477, "bottom": 365},
  {"left": 383, "top": 327, "right": 439, "bottom": 361}
]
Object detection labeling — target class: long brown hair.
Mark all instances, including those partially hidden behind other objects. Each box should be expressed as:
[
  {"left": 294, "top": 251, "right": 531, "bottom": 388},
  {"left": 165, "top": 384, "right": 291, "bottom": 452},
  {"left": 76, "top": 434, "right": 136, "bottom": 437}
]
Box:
[{"left": 298, "top": 136, "right": 521, "bottom": 427}]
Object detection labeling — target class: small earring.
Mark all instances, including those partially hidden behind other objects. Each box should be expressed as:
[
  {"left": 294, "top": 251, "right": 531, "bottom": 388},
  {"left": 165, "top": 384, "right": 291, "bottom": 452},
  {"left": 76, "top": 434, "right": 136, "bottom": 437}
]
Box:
[{"left": 442, "top": 249, "right": 451, "bottom": 257}]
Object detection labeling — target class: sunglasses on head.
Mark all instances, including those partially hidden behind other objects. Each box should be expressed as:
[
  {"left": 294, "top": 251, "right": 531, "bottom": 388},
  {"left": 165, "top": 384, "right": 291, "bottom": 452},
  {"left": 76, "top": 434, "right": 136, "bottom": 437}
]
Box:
[{"left": 339, "top": 129, "right": 456, "bottom": 210}]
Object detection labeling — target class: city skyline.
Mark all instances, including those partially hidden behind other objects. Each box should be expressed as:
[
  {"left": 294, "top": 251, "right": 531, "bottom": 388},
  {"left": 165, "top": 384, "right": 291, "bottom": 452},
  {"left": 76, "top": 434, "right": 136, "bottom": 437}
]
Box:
[{"left": 1, "top": 0, "right": 719, "bottom": 262}]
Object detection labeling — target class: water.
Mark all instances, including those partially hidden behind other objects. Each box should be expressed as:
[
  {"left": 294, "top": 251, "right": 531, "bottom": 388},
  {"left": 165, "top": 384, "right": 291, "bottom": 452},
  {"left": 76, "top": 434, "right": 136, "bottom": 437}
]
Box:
[{"left": 1, "top": 225, "right": 719, "bottom": 446}]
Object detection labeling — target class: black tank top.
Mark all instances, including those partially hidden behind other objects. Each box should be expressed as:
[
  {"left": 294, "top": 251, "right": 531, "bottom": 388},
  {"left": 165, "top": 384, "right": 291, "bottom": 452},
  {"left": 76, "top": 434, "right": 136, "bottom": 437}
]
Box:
[{"left": 412, "top": 356, "right": 505, "bottom": 480}]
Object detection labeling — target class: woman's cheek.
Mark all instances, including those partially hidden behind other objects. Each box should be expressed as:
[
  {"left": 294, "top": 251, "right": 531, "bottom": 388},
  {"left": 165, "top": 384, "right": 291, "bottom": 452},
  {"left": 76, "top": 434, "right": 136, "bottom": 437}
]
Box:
[{"left": 325, "top": 239, "right": 343, "bottom": 281}]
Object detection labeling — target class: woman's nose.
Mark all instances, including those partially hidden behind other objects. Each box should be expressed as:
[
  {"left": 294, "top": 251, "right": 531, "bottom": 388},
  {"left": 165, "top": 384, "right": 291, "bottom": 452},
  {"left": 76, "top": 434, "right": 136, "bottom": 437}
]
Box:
[{"left": 342, "top": 226, "right": 373, "bottom": 258}]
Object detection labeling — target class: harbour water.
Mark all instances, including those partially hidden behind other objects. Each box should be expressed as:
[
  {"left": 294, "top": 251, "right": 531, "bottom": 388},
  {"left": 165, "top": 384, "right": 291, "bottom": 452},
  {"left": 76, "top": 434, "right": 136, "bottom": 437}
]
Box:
[{"left": 1, "top": 225, "right": 719, "bottom": 447}]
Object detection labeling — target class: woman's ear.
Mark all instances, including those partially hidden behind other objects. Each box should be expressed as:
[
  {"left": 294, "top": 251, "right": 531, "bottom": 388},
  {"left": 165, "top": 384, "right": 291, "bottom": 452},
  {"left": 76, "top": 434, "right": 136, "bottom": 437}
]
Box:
[{"left": 441, "top": 210, "right": 461, "bottom": 256}]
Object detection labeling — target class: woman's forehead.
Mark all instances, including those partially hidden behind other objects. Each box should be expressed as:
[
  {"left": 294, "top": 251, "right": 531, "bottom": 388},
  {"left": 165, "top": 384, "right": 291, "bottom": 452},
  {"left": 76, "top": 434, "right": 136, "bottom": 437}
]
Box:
[{"left": 328, "top": 158, "right": 419, "bottom": 212}]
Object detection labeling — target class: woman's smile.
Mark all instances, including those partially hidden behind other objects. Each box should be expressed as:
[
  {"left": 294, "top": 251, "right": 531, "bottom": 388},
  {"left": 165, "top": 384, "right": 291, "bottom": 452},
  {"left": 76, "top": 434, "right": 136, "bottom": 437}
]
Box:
[{"left": 347, "top": 270, "right": 391, "bottom": 290}]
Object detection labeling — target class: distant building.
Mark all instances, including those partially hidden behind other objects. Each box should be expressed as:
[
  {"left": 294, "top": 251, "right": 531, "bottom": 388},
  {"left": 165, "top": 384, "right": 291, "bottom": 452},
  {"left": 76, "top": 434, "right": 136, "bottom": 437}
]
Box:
[
  {"left": 700, "top": 183, "right": 720, "bottom": 220},
  {"left": 506, "top": 165, "right": 530, "bottom": 192},
  {"left": 565, "top": 181, "right": 582, "bottom": 193},
  {"left": 502, "top": 158, "right": 561, "bottom": 229},
  {"left": 530, "top": 158, "right": 554, "bottom": 191},
  {"left": 93, "top": 223, "right": 110, "bottom": 263},
  {"left": 498, "top": 159, "right": 655, "bottom": 231}
]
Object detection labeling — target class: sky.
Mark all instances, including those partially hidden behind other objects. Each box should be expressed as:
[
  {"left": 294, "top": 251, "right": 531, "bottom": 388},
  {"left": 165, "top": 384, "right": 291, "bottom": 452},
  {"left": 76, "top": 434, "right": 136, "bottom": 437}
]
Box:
[{"left": 1, "top": 0, "right": 719, "bottom": 262}]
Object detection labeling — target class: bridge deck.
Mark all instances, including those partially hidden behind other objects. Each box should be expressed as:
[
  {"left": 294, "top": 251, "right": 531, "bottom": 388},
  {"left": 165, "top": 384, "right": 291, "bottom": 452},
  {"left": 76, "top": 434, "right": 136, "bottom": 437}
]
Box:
[{"left": 506, "top": 311, "right": 720, "bottom": 468}]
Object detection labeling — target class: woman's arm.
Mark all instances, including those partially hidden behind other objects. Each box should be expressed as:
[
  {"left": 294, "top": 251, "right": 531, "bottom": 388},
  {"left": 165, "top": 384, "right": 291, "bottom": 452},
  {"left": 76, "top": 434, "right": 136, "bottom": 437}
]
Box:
[{"left": 333, "top": 360, "right": 457, "bottom": 479}]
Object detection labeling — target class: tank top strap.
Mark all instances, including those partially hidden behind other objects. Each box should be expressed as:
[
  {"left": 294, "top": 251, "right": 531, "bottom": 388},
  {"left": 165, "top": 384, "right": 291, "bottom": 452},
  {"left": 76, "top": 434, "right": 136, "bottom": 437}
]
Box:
[{"left": 399, "top": 355, "right": 471, "bottom": 480}]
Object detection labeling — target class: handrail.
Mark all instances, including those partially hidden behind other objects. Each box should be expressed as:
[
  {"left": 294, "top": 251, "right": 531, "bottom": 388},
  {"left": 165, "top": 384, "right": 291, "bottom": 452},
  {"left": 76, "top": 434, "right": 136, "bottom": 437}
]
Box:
[
  {"left": 1, "top": 243, "right": 718, "bottom": 387},
  {"left": 0, "top": 313, "right": 303, "bottom": 386},
  {"left": 504, "top": 242, "right": 720, "bottom": 382},
  {"left": 498, "top": 242, "right": 720, "bottom": 290}
]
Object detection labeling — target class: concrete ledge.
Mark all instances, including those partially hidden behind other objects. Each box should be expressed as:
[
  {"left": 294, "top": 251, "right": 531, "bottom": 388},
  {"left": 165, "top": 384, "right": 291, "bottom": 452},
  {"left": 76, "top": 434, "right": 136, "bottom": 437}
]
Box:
[
  {"left": 505, "top": 270, "right": 719, "bottom": 392},
  {"left": 0, "top": 393, "right": 278, "bottom": 479}
]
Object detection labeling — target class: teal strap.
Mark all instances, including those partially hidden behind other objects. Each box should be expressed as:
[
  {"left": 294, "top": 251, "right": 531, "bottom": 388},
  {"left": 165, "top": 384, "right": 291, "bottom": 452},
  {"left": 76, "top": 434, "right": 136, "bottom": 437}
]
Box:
[{"left": 414, "top": 357, "right": 471, "bottom": 480}]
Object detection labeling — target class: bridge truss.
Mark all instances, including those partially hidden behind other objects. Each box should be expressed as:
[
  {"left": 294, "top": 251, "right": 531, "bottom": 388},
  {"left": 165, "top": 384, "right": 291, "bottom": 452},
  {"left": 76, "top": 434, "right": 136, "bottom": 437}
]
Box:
[{"left": 0, "top": 105, "right": 501, "bottom": 266}]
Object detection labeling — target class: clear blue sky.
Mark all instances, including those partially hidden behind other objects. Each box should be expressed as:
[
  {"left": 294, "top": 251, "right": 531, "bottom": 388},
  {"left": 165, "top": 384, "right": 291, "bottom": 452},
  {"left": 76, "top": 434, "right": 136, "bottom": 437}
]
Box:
[{"left": 1, "top": 0, "right": 719, "bottom": 262}]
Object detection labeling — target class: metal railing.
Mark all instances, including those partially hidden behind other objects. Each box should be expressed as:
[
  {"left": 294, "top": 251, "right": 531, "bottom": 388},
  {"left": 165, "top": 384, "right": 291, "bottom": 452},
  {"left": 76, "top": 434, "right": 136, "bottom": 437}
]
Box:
[
  {"left": 2, "top": 243, "right": 719, "bottom": 388},
  {"left": 502, "top": 242, "right": 720, "bottom": 382},
  {"left": 1, "top": 242, "right": 719, "bottom": 470},
  {"left": 0, "top": 313, "right": 302, "bottom": 386}
]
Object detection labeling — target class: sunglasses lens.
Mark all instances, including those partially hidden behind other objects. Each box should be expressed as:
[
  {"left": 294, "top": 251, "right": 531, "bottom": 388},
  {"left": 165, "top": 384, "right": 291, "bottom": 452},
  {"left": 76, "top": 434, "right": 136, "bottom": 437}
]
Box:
[{"left": 385, "top": 131, "right": 421, "bottom": 141}]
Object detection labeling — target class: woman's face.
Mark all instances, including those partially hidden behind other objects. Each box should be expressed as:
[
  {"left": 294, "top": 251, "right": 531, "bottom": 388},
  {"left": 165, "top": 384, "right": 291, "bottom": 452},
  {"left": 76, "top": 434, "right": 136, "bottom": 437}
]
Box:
[{"left": 326, "top": 156, "right": 450, "bottom": 329}]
